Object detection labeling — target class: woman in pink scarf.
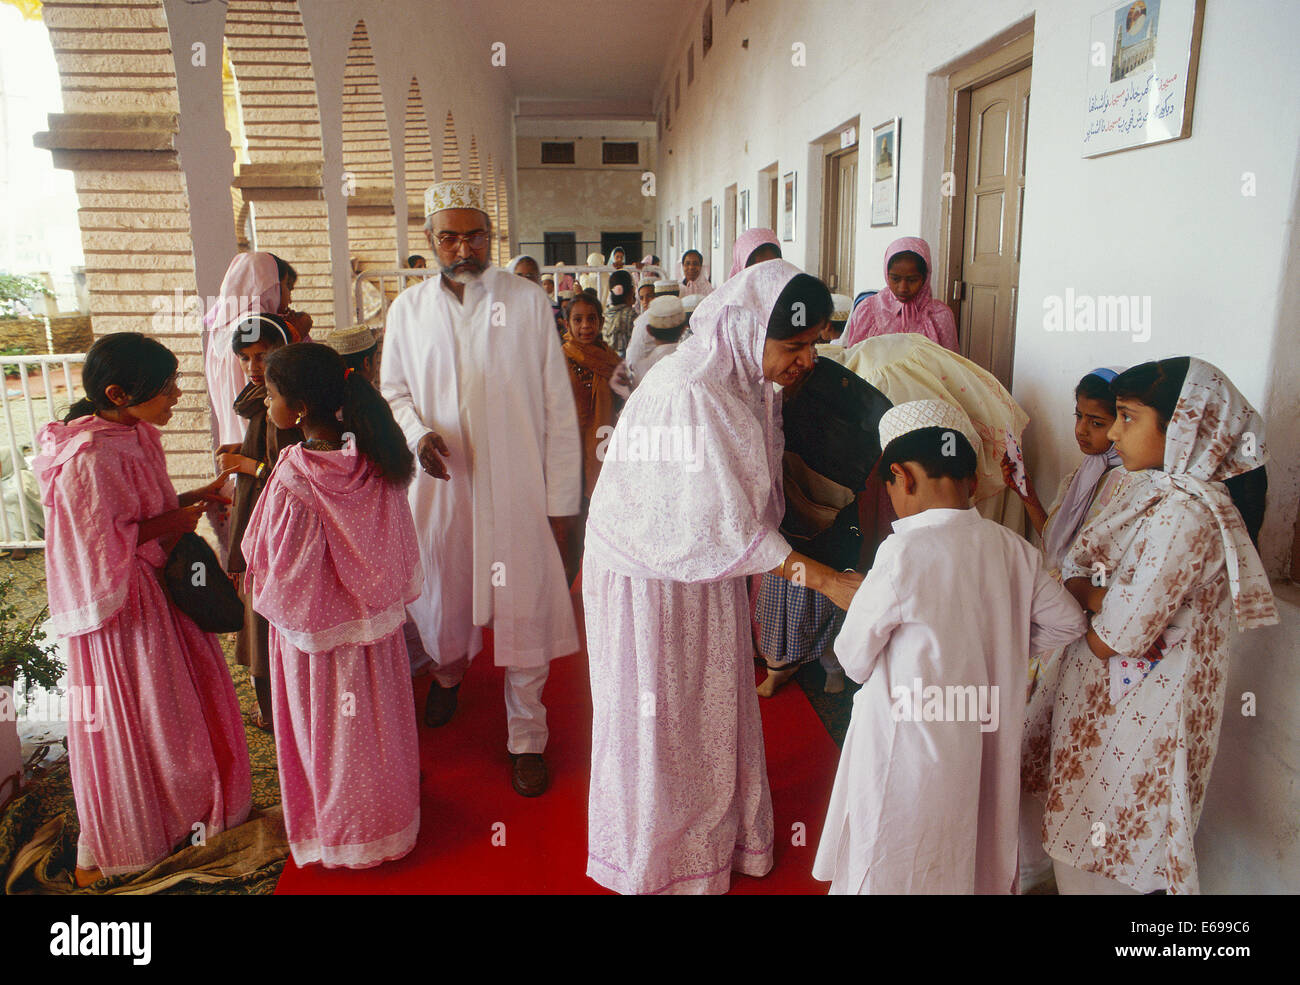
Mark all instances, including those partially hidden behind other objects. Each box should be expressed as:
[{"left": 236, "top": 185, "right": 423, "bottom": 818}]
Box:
[
  {"left": 727, "top": 227, "right": 782, "bottom": 280},
  {"left": 242, "top": 342, "right": 422, "bottom": 869},
  {"left": 204, "top": 253, "right": 282, "bottom": 447},
  {"left": 841, "top": 237, "right": 958, "bottom": 351},
  {"left": 583, "top": 260, "right": 861, "bottom": 894},
  {"left": 35, "top": 333, "right": 251, "bottom": 885}
]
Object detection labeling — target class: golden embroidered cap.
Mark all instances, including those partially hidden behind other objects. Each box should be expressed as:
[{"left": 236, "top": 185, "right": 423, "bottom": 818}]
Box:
[
  {"left": 323, "top": 325, "right": 377, "bottom": 356},
  {"left": 831, "top": 293, "right": 852, "bottom": 322},
  {"left": 424, "top": 180, "right": 487, "bottom": 218},
  {"left": 879, "top": 399, "right": 980, "bottom": 456}
]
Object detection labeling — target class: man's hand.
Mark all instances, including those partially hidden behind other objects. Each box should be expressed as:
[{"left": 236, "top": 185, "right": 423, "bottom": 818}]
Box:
[{"left": 417, "top": 431, "right": 451, "bottom": 480}]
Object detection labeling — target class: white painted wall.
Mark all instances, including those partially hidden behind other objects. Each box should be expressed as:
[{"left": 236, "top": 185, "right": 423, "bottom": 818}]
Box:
[{"left": 653, "top": 0, "right": 1300, "bottom": 578}]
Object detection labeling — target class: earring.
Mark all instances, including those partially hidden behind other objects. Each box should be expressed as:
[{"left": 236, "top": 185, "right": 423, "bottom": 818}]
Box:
[{"left": 295, "top": 411, "right": 306, "bottom": 425}]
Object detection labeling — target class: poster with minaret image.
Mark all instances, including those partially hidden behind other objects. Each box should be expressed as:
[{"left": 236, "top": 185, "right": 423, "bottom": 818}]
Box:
[{"left": 1083, "top": 0, "right": 1204, "bottom": 158}]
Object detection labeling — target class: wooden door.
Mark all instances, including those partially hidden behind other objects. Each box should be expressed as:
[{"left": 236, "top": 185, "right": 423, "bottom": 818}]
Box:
[
  {"left": 821, "top": 147, "right": 858, "bottom": 292},
  {"left": 958, "top": 65, "right": 1029, "bottom": 388}
]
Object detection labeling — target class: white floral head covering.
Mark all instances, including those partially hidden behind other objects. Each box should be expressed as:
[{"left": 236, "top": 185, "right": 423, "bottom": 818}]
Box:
[
  {"left": 1145, "top": 358, "right": 1275, "bottom": 628},
  {"left": 1165, "top": 358, "right": 1268, "bottom": 481}
]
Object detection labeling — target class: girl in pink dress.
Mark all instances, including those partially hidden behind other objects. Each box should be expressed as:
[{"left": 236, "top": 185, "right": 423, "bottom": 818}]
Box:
[
  {"left": 840, "top": 237, "right": 958, "bottom": 351},
  {"left": 35, "top": 333, "right": 251, "bottom": 885},
  {"left": 242, "top": 342, "right": 423, "bottom": 869}
]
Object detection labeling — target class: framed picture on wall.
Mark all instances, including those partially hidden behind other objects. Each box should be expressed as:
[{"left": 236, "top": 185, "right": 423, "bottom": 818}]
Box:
[
  {"left": 780, "top": 171, "right": 796, "bottom": 242},
  {"left": 712, "top": 205, "right": 721, "bottom": 248},
  {"left": 869, "top": 117, "right": 900, "bottom": 226},
  {"left": 1083, "top": 0, "right": 1205, "bottom": 157},
  {"left": 738, "top": 189, "right": 750, "bottom": 231}
]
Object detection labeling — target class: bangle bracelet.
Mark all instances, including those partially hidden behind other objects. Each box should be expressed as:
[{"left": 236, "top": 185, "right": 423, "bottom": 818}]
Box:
[{"left": 255, "top": 461, "right": 267, "bottom": 480}]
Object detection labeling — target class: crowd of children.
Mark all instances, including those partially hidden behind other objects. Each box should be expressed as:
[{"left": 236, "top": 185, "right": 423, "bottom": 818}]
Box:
[{"left": 31, "top": 228, "right": 1277, "bottom": 895}]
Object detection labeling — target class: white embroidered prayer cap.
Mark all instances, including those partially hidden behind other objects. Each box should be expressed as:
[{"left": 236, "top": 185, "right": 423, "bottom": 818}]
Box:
[
  {"left": 424, "top": 180, "right": 487, "bottom": 218},
  {"left": 681, "top": 294, "right": 701, "bottom": 314},
  {"left": 647, "top": 295, "right": 687, "bottom": 330},
  {"left": 879, "top": 399, "right": 980, "bottom": 456},
  {"left": 323, "top": 325, "right": 377, "bottom": 356},
  {"left": 653, "top": 279, "right": 680, "bottom": 296},
  {"left": 830, "top": 294, "right": 852, "bottom": 322}
]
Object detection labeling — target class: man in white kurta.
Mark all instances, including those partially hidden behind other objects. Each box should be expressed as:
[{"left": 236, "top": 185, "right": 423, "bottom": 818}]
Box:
[
  {"left": 812, "top": 401, "right": 1086, "bottom": 893},
  {"left": 381, "top": 181, "right": 581, "bottom": 795}
]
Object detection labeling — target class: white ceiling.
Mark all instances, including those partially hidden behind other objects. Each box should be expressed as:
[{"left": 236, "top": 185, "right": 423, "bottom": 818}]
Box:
[{"left": 460, "top": 0, "right": 700, "bottom": 116}]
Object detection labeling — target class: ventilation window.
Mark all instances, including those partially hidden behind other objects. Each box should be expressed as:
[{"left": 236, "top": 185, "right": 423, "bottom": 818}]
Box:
[
  {"left": 541, "top": 141, "right": 575, "bottom": 164},
  {"left": 602, "top": 142, "right": 639, "bottom": 165}
]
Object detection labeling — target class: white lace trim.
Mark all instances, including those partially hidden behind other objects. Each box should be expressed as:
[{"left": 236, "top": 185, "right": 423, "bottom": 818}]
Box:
[
  {"left": 290, "top": 814, "right": 419, "bottom": 870},
  {"left": 270, "top": 600, "right": 412, "bottom": 654},
  {"left": 45, "top": 584, "right": 129, "bottom": 640}
]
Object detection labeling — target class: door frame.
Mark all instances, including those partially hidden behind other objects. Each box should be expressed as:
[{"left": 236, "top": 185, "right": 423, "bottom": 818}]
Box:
[
  {"left": 820, "top": 142, "right": 859, "bottom": 292},
  {"left": 939, "top": 30, "right": 1034, "bottom": 353}
]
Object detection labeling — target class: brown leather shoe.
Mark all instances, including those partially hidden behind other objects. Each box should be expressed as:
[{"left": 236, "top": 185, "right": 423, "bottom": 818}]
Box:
[
  {"left": 423, "top": 681, "right": 459, "bottom": 728},
  {"left": 511, "top": 753, "right": 549, "bottom": 797}
]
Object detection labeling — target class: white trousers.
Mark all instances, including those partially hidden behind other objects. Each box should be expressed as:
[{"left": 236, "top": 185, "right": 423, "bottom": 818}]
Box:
[{"left": 405, "top": 621, "right": 550, "bottom": 755}]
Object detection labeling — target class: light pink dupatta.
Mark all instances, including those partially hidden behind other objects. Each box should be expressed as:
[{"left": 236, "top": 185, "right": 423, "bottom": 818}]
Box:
[
  {"left": 841, "top": 237, "right": 958, "bottom": 351},
  {"left": 584, "top": 259, "right": 801, "bottom": 583}
]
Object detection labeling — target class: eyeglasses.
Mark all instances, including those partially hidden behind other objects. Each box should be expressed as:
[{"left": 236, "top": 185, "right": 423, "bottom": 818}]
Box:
[{"left": 434, "top": 231, "right": 490, "bottom": 250}]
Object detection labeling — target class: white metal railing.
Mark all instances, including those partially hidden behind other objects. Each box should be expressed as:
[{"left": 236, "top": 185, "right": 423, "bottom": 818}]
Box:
[
  {"left": 1, "top": 353, "right": 85, "bottom": 549},
  {"left": 353, "top": 263, "right": 670, "bottom": 325}
]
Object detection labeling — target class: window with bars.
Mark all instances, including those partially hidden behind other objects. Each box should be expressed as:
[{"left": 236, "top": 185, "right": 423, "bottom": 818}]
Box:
[
  {"left": 603, "top": 141, "right": 639, "bottom": 165},
  {"left": 541, "top": 141, "right": 575, "bottom": 164}
]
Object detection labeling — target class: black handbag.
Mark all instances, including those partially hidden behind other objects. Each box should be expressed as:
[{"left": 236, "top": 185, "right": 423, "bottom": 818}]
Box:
[
  {"left": 163, "top": 533, "right": 245, "bottom": 633},
  {"left": 780, "top": 358, "right": 893, "bottom": 571}
]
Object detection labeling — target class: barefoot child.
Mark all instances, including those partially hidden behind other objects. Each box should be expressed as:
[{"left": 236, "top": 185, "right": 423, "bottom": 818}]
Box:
[
  {"left": 813, "top": 400, "right": 1086, "bottom": 894},
  {"left": 242, "top": 342, "right": 423, "bottom": 869},
  {"left": 1024, "top": 358, "right": 1275, "bottom": 894},
  {"left": 35, "top": 333, "right": 251, "bottom": 885}
]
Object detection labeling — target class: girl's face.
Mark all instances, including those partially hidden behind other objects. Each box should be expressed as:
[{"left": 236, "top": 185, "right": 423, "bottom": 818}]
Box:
[
  {"left": 638, "top": 285, "right": 656, "bottom": 310},
  {"left": 1074, "top": 395, "right": 1118, "bottom": 456},
  {"left": 514, "top": 258, "right": 540, "bottom": 283},
  {"left": 237, "top": 339, "right": 281, "bottom": 387},
  {"left": 611, "top": 251, "right": 625, "bottom": 268},
  {"left": 1109, "top": 398, "right": 1166, "bottom": 471},
  {"left": 887, "top": 257, "right": 925, "bottom": 304},
  {"left": 264, "top": 377, "right": 303, "bottom": 430},
  {"left": 279, "top": 275, "right": 294, "bottom": 312},
  {"left": 568, "top": 303, "right": 602, "bottom": 345},
  {"left": 762, "top": 323, "right": 824, "bottom": 386},
  {"left": 747, "top": 244, "right": 781, "bottom": 267},
  {"left": 108, "top": 372, "right": 182, "bottom": 427},
  {"left": 682, "top": 254, "right": 703, "bottom": 281}
]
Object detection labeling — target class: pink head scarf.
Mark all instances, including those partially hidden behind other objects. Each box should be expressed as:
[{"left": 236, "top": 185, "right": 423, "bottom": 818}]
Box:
[
  {"left": 584, "top": 259, "right": 805, "bottom": 582},
  {"left": 841, "top": 236, "right": 958, "bottom": 350},
  {"left": 204, "top": 252, "right": 282, "bottom": 446},
  {"left": 728, "top": 227, "right": 781, "bottom": 280}
]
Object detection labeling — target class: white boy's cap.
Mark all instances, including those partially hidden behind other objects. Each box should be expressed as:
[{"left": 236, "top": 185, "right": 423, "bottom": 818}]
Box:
[
  {"left": 647, "top": 295, "right": 687, "bottom": 329},
  {"left": 879, "top": 399, "right": 980, "bottom": 456},
  {"left": 681, "top": 294, "right": 701, "bottom": 313},
  {"left": 653, "top": 279, "right": 680, "bottom": 295},
  {"left": 830, "top": 293, "right": 852, "bottom": 321}
]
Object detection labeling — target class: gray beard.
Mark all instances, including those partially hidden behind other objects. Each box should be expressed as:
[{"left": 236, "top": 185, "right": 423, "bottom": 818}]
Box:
[{"left": 440, "top": 261, "right": 483, "bottom": 284}]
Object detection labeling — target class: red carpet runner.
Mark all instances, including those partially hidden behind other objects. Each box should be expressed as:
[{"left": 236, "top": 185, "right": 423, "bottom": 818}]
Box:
[{"left": 275, "top": 594, "right": 841, "bottom": 895}]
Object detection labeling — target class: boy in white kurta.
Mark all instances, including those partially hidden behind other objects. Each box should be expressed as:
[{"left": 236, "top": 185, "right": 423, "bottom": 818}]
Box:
[{"left": 813, "top": 401, "right": 1086, "bottom": 894}]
